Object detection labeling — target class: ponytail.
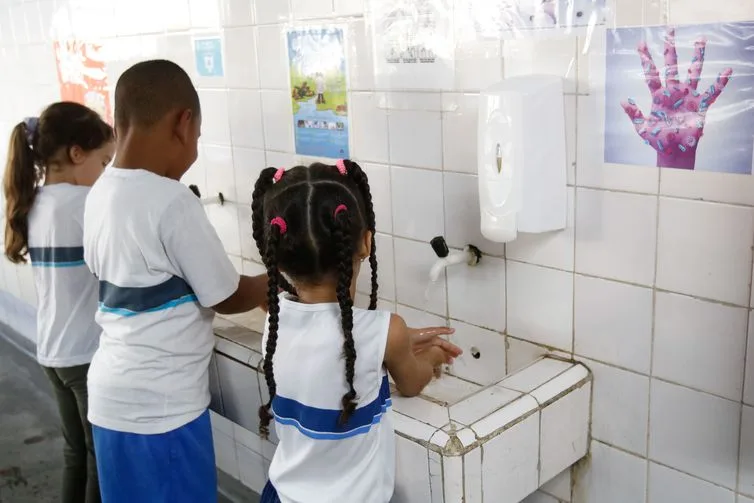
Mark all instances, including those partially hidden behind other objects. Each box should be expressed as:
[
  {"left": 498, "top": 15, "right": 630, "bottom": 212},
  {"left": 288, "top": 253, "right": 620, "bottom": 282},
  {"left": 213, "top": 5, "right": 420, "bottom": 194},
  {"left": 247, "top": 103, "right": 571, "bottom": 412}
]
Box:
[{"left": 3, "top": 121, "right": 40, "bottom": 263}]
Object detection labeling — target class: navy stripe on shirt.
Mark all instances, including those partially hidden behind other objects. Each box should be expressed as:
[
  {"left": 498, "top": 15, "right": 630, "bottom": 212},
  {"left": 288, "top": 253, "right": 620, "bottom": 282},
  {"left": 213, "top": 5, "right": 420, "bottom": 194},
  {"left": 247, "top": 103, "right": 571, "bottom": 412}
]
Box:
[
  {"left": 98, "top": 276, "right": 198, "bottom": 317},
  {"left": 28, "top": 246, "right": 85, "bottom": 267},
  {"left": 272, "top": 374, "right": 393, "bottom": 440}
]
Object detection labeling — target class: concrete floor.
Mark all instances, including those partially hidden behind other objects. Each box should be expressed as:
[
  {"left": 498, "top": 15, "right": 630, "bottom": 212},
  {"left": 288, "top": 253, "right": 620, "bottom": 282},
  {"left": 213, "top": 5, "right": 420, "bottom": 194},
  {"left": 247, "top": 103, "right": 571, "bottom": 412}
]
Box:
[
  {"left": 0, "top": 335, "right": 62, "bottom": 502},
  {"left": 0, "top": 334, "right": 248, "bottom": 503}
]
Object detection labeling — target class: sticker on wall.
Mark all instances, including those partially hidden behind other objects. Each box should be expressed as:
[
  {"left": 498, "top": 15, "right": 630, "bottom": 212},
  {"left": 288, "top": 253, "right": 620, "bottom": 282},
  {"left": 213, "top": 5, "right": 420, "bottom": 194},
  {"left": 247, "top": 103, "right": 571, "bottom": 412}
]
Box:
[
  {"left": 455, "top": 0, "right": 607, "bottom": 39},
  {"left": 287, "top": 26, "right": 350, "bottom": 159},
  {"left": 604, "top": 22, "right": 754, "bottom": 173},
  {"left": 53, "top": 41, "right": 112, "bottom": 124},
  {"left": 368, "top": 0, "right": 455, "bottom": 91},
  {"left": 194, "top": 37, "right": 224, "bottom": 78}
]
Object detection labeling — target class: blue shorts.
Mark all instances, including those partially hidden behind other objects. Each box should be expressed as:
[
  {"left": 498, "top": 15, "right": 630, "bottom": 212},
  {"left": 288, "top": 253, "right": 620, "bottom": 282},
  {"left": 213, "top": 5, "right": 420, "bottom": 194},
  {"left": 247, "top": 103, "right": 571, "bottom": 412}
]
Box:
[
  {"left": 92, "top": 409, "right": 217, "bottom": 503},
  {"left": 260, "top": 481, "right": 281, "bottom": 503}
]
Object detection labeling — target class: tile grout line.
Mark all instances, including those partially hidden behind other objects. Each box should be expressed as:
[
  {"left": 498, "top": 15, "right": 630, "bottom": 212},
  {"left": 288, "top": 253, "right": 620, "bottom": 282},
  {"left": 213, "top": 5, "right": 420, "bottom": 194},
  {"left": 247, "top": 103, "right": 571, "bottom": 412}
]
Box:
[
  {"left": 644, "top": 133, "right": 664, "bottom": 503},
  {"left": 735, "top": 228, "right": 754, "bottom": 494}
]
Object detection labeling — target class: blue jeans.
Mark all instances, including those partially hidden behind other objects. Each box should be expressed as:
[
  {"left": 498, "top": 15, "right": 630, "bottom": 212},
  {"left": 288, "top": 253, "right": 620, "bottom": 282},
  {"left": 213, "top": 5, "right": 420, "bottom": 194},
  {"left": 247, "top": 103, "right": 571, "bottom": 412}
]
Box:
[{"left": 92, "top": 410, "right": 217, "bottom": 503}]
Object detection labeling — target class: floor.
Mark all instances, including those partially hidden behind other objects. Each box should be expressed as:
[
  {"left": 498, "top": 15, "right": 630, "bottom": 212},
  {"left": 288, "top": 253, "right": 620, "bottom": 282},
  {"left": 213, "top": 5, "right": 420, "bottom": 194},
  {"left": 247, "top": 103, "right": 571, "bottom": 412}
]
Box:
[{"left": 0, "top": 333, "right": 245, "bottom": 503}]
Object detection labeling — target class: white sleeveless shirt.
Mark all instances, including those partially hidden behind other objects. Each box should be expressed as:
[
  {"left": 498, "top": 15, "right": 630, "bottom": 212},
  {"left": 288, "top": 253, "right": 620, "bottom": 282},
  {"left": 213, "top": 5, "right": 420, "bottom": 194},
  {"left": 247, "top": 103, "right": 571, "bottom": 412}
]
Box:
[{"left": 265, "top": 295, "right": 395, "bottom": 503}]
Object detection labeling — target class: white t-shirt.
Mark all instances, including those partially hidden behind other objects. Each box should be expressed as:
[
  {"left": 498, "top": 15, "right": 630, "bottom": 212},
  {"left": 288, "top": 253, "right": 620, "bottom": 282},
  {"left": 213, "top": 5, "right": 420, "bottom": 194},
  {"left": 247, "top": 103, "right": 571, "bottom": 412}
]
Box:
[
  {"left": 27, "top": 184, "right": 100, "bottom": 367},
  {"left": 266, "top": 296, "right": 395, "bottom": 503},
  {"left": 83, "top": 167, "right": 240, "bottom": 434}
]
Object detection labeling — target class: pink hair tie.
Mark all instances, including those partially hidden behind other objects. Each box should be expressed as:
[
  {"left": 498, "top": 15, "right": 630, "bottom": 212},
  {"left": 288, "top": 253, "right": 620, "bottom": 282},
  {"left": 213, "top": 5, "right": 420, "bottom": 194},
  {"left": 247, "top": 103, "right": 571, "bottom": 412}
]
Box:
[
  {"left": 335, "top": 159, "right": 347, "bottom": 175},
  {"left": 272, "top": 168, "right": 285, "bottom": 183},
  {"left": 334, "top": 204, "right": 348, "bottom": 216},
  {"left": 270, "top": 216, "right": 287, "bottom": 234}
]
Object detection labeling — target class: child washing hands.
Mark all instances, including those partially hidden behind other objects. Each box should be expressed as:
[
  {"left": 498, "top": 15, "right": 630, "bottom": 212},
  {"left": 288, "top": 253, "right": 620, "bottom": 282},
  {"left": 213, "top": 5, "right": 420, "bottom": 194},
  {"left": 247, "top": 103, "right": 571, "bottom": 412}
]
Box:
[{"left": 252, "top": 160, "right": 461, "bottom": 503}]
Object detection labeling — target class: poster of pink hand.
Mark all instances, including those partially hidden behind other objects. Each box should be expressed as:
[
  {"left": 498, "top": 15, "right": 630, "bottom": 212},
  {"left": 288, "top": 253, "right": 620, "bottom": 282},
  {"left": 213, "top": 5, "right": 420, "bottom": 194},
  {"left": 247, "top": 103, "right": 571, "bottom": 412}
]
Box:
[{"left": 604, "top": 22, "right": 754, "bottom": 173}]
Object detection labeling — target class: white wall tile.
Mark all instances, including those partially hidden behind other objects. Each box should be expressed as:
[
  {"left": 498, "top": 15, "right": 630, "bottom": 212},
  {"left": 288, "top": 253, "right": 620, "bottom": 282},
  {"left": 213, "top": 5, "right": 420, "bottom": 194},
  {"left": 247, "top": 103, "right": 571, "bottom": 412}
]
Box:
[
  {"left": 213, "top": 429, "right": 239, "bottom": 479},
  {"left": 396, "top": 304, "right": 446, "bottom": 329},
  {"left": 335, "top": 0, "right": 364, "bottom": 16},
  {"left": 350, "top": 92, "right": 389, "bottom": 163},
  {"left": 221, "top": 0, "right": 254, "bottom": 27},
  {"left": 573, "top": 441, "right": 647, "bottom": 503},
  {"left": 574, "top": 275, "right": 653, "bottom": 373},
  {"left": 503, "top": 36, "right": 578, "bottom": 94},
  {"left": 356, "top": 233, "right": 395, "bottom": 302},
  {"left": 442, "top": 93, "right": 478, "bottom": 174},
  {"left": 455, "top": 40, "right": 503, "bottom": 91},
  {"left": 391, "top": 166, "right": 444, "bottom": 242},
  {"left": 291, "top": 0, "right": 332, "bottom": 19},
  {"left": 586, "top": 358, "right": 649, "bottom": 456},
  {"left": 254, "top": 0, "right": 291, "bottom": 24},
  {"left": 667, "top": 0, "right": 754, "bottom": 23},
  {"left": 656, "top": 198, "right": 754, "bottom": 306},
  {"left": 540, "top": 469, "right": 571, "bottom": 501},
  {"left": 232, "top": 147, "right": 266, "bottom": 205},
  {"left": 393, "top": 436, "right": 431, "bottom": 503},
  {"left": 225, "top": 26, "right": 259, "bottom": 89},
  {"left": 575, "top": 188, "right": 658, "bottom": 286},
  {"left": 653, "top": 292, "right": 747, "bottom": 401},
  {"left": 443, "top": 171, "right": 506, "bottom": 256},
  {"left": 507, "top": 261, "right": 574, "bottom": 352},
  {"left": 649, "top": 463, "right": 735, "bottom": 503},
  {"left": 260, "top": 90, "right": 294, "bottom": 152},
  {"left": 649, "top": 379, "right": 740, "bottom": 489},
  {"left": 661, "top": 170, "right": 754, "bottom": 207},
  {"left": 447, "top": 321, "right": 506, "bottom": 386},
  {"left": 394, "top": 237, "right": 447, "bottom": 316},
  {"left": 540, "top": 384, "right": 590, "bottom": 484},
  {"left": 447, "top": 254, "right": 506, "bottom": 332},
  {"left": 204, "top": 145, "right": 237, "bottom": 201},
  {"left": 362, "top": 163, "right": 392, "bottom": 234},
  {"left": 198, "top": 90, "right": 232, "bottom": 146},
  {"left": 507, "top": 187, "right": 575, "bottom": 271},
  {"left": 255, "top": 25, "right": 288, "bottom": 90},
  {"left": 482, "top": 412, "right": 540, "bottom": 503},
  {"left": 745, "top": 316, "right": 754, "bottom": 406},
  {"left": 228, "top": 89, "right": 264, "bottom": 150},
  {"left": 507, "top": 338, "right": 549, "bottom": 375},
  {"left": 346, "top": 19, "right": 374, "bottom": 90},
  {"left": 740, "top": 405, "right": 754, "bottom": 497},
  {"left": 236, "top": 443, "right": 267, "bottom": 493},
  {"left": 388, "top": 110, "right": 443, "bottom": 170}
]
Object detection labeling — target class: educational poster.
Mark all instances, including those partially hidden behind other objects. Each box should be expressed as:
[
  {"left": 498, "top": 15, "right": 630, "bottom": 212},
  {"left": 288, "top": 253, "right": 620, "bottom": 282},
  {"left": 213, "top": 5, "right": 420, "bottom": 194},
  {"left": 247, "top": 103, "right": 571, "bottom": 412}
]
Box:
[
  {"left": 193, "top": 37, "right": 224, "bottom": 77},
  {"left": 369, "top": 0, "right": 455, "bottom": 90},
  {"left": 456, "top": 0, "right": 607, "bottom": 39},
  {"left": 604, "top": 22, "right": 754, "bottom": 173},
  {"left": 287, "top": 27, "right": 350, "bottom": 159},
  {"left": 53, "top": 41, "right": 112, "bottom": 124}
]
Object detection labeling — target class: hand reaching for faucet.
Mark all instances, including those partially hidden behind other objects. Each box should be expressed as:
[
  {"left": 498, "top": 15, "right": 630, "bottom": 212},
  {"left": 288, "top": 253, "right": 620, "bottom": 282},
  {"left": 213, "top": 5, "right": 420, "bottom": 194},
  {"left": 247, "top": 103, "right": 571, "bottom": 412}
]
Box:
[{"left": 620, "top": 27, "right": 733, "bottom": 169}]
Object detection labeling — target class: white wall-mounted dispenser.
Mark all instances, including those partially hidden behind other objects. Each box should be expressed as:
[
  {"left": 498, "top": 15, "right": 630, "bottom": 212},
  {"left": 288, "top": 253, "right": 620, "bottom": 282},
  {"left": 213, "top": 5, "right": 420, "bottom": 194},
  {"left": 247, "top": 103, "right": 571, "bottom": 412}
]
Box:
[{"left": 477, "top": 75, "right": 567, "bottom": 243}]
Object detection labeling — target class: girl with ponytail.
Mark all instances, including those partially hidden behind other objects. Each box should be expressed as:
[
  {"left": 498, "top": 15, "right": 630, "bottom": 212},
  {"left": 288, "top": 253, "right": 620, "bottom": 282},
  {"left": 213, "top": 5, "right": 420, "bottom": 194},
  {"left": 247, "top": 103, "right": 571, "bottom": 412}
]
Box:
[
  {"left": 3, "top": 101, "right": 113, "bottom": 503},
  {"left": 252, "top": 160, "right": 461, "bottom": 503}
]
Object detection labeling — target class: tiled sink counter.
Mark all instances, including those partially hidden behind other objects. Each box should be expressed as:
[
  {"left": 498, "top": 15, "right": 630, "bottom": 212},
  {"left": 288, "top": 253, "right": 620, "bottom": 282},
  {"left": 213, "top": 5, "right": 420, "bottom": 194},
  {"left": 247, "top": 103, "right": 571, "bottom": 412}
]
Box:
[{"left": 209, "top": 316, "right": 592, "bottom": 503}]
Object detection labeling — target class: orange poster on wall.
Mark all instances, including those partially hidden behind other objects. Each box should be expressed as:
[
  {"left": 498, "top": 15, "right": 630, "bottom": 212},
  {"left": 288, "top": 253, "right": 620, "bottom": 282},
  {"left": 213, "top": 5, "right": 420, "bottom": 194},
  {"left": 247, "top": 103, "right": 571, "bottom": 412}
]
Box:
[{"left": 53, "top": 41, "right": 112, "bottom": 124}]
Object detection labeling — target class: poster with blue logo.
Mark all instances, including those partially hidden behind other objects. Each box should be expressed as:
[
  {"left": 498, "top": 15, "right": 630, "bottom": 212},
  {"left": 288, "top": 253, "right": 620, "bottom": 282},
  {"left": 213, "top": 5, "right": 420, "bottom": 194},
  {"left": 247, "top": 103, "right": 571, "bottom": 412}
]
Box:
[
  {"left": 194, "top": 37, "right": 224, "bottom": 78},
  {"left": 287, "top": 26, "right": 350, "bottom": 159}
]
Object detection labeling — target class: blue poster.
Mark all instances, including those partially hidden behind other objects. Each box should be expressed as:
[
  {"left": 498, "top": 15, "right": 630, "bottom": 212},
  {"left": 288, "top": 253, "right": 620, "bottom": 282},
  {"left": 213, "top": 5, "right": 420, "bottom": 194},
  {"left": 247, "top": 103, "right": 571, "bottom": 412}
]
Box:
[
  {"left": 287, "top": 27, "right": 350, "bottom": 159},
  {"left": 194, "top": 37, "right": 224, "bottom": 78}
]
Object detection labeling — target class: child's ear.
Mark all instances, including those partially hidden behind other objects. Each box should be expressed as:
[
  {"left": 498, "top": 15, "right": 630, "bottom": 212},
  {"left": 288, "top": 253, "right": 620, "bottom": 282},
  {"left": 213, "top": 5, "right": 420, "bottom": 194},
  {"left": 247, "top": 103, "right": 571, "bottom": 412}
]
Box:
[
  {"left": 68, "top": 145, "right": 86, "bottom": 165},
  {"left": 361, "top": 230, "right": 373, "bottom": 261},
  {"left": 174, "top": 109, "right": 195, "bottom": 145}
]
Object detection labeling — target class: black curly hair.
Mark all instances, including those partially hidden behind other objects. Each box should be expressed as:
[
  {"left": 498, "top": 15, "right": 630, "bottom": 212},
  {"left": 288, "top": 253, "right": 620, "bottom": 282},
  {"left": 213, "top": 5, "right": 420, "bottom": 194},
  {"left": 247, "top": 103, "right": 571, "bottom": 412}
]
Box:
[{"left": 252, "top": 160, "right": 378, "bottom": 439}]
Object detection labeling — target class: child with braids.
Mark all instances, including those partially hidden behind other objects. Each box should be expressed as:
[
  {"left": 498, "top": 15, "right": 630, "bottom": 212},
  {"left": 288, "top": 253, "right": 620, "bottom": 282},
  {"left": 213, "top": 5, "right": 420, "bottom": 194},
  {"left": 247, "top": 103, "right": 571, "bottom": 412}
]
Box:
[{"left": 252, "top": 159, "right": 462, "bottom": 503}]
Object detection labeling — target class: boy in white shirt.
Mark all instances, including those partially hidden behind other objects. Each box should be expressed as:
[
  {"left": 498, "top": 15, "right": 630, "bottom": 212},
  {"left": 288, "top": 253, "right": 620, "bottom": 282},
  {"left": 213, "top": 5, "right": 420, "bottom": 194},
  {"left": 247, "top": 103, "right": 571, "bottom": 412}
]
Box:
[{"left": 83, "top": 59, "right": 267, "bottom": 503}]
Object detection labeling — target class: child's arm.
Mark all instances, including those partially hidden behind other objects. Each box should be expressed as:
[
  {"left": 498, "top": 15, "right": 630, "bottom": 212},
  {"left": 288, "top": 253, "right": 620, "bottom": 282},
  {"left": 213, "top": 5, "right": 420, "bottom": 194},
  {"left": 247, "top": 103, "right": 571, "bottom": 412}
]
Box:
[
  {"left": 212, "top": 274, "right": 269, "bottom": 314},
  {"left": 384, "top": 314, "right": 454, "bottom": 397}
]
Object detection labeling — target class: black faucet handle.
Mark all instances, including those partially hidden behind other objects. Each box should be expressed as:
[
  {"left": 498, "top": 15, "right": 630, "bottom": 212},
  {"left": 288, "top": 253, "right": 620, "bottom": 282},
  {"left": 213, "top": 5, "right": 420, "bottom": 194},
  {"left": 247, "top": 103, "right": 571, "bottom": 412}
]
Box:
[{"left": 430, "top": 236, "right": 449, "bottom": 258}]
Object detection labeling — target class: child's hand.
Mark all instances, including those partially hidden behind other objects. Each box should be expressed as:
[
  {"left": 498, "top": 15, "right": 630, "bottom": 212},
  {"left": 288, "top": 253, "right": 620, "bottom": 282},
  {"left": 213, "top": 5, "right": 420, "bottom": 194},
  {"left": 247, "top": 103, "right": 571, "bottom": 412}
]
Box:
[
  {"left": 407, "top": 326, "right": 462, "bottom": 364},
  {"left": 418, "top": 346, "right": 453, "bottom": 376}
]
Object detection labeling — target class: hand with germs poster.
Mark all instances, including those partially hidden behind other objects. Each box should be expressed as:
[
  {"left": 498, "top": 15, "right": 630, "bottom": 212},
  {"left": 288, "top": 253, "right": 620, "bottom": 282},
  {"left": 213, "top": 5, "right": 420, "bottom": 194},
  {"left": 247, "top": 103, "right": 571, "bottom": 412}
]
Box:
[{"left": 620, "top": 27, "right": 733, "bottom": 170}]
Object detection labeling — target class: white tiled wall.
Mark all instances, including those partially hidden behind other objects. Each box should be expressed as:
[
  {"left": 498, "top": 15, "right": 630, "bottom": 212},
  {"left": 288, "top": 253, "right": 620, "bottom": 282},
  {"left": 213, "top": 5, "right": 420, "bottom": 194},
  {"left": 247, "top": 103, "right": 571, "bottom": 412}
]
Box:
[{"left": 2, "top": 0, "right": 754, "bottom": 501}]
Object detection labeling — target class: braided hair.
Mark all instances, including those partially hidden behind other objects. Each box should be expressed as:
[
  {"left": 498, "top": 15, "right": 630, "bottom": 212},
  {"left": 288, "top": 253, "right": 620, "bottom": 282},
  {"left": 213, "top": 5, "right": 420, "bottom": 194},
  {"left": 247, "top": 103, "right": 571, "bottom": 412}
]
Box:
[{"left": 251, "top": 160, "right": 379, "bottom": 438}]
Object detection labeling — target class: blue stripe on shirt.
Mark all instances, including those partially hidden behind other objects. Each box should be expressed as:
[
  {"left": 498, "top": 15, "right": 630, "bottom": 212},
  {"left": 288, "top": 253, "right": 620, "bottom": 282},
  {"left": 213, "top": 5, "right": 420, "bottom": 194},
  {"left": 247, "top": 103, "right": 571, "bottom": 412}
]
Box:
[
  {"left": 98, "top": 276, "right": 198, "bottom": 317},
  {"left": 272, "top": 375, "right": 392, "bottom": 440},
  {"left": 28, "top": 246, "right": 85, "bottom": 268}
]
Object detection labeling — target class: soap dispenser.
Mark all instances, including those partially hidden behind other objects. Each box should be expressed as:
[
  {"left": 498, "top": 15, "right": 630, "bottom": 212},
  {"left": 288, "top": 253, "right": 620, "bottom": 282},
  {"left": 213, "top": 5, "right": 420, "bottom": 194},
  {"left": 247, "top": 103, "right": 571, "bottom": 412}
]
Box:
[{"left": 477, "top": 75, "right": 567, "bottom": 243}]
